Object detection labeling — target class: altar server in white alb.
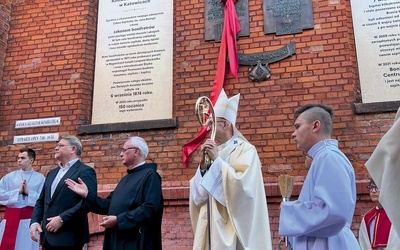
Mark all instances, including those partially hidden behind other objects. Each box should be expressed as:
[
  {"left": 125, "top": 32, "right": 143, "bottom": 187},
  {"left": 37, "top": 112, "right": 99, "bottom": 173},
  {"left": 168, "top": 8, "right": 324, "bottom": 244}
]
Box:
[
  {"left": 366, "top": 107, "right": 400, "bottom": 237},
  {"left": 0, "top": 148, "right": 45, "bottom": 250},
  {"left": 189, "top": 89, "right": 272, "bottom": 250},
  {"left": 279, "top": 104, "right": 360, "bottom": 249}
]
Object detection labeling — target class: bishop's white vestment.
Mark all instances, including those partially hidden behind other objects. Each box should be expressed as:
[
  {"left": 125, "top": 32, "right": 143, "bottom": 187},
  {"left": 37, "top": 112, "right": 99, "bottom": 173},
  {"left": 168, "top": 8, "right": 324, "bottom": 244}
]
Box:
[
  {"left": 366, "top": 108, "right": 400, "bottom": 237},
  {"left": 189, "top": 134, "right": 272, "bottom": 250}
]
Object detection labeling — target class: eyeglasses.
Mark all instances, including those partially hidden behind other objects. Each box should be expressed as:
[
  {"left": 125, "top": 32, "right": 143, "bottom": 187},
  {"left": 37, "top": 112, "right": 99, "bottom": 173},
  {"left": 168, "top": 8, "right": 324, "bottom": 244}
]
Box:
[
  {"left": 367, "top": 185, "right": 379, "bottom": 192},
  {"left": 55, "top": 144, "right": 71, "bottom": 148},
  {"left": 121, "top": 147, "right": 138, "bottom": 153}
]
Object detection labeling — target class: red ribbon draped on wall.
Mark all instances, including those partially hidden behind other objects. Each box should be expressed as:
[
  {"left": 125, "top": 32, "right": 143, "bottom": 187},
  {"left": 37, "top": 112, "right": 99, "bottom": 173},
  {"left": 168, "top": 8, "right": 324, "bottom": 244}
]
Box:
[{"left": 182, "top": 0, "right": 241, "bottom": 167}]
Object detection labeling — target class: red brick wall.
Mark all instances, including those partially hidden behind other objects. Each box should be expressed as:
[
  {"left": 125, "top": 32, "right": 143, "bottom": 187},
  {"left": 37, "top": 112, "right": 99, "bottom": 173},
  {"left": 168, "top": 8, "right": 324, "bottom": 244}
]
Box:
[
  {"left": 0, "top": 0, "right": 397, "bottom": 249},
  {"left": 0, "top": 0, "right": 11, "bottom": 84}
]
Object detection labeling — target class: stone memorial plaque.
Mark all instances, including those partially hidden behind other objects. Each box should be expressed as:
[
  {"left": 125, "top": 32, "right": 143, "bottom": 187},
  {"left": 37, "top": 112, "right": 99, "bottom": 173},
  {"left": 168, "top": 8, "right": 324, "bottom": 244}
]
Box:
[
  {"left": 205, "top": 0, "right": 249, "bottom": 42},
  {"left": 92, "top": 0, "right": 173, "bottom": 125},
  {"left": 263, "top": 0, "right": 314, "bottom": 35},
  {"left": 351, "top": 0, "right": 400, "bottom": 103}
]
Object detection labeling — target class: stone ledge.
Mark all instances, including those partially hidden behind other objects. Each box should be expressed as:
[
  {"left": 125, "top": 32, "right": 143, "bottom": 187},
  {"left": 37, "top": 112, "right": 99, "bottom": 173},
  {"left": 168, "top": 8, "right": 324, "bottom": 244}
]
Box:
[
  {"left": 353, "top": 101, "right": 400, "bottom": 114},
  {"left": 77, "top": 118, "right": 178, "bottom": 135}
]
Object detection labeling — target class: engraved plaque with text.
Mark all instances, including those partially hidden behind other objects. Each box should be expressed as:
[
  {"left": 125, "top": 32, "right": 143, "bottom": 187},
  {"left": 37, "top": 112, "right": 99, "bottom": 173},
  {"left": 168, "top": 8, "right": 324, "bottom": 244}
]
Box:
[
  {"left": 350, "top": 0, "right": 400, "bottom": 103},
  {"left": 205, "top": 0, "right": 249, "bottom": 42},
  {"left": 91, "top": 1, "right": 173, "bottom": 125},
  {"left": 263, "top": 0, "right": 314, "bottom": 35}
]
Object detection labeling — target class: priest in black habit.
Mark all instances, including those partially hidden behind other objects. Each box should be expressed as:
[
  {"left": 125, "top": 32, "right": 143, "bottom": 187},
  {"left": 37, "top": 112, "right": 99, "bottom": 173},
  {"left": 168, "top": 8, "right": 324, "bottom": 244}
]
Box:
[{"left": 65, "top": 136, "right": 163, "bottom": 250}]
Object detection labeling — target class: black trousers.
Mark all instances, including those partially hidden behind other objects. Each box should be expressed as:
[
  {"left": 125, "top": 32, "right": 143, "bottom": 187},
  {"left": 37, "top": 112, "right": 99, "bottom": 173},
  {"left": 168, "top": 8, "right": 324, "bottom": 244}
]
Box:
[{"left": 43, "top": 242, "right": 84, "bottom": 250}]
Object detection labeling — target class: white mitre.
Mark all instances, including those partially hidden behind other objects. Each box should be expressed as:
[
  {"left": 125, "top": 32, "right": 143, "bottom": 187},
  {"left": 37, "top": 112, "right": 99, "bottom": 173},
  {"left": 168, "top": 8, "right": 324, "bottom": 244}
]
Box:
[
  {"left": 214, "top": 89, "right": 240, "bottom": 126},
  {"left": 213, "top": 89, "right": 249, "bottom": 143}
]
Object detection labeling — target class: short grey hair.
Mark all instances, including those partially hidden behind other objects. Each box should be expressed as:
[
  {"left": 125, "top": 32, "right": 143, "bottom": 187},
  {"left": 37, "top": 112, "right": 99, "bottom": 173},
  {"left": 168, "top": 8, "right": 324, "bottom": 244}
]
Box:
[
  {"left": 61, "top": 135, "right": 83, "bottom": 156},
  {"left": 128, "top": 136, "right": 149, "bottom": 159}
]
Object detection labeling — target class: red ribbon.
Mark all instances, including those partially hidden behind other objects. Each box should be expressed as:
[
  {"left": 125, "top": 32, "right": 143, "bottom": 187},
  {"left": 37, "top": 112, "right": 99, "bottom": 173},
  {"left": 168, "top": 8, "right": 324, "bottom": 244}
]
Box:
[
  {"left": 182, "top": 0, "right": 241, "bottom": 167},
  {"left": 0, "top": 207, "right": 34, "bottom": 250}
]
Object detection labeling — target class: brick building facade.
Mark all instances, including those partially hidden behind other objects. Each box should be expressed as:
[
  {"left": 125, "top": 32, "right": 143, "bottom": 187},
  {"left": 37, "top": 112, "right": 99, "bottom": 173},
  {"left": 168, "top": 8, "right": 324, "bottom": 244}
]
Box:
[{"left": 0, "top": 0, "right": 397, "bottom": 249}]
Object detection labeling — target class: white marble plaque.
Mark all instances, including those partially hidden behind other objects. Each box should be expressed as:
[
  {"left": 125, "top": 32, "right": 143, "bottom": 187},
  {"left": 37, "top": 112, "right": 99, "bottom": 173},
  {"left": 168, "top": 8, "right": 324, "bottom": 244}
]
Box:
[
  {"left": 351, "top": 0, "right": 400, "bottom": 103},
  {"left": 92, "top": 0, "right": 173, "bottom": 124},
  {"left": 14, "top": 133, "right": 59, "bottom": 144}
]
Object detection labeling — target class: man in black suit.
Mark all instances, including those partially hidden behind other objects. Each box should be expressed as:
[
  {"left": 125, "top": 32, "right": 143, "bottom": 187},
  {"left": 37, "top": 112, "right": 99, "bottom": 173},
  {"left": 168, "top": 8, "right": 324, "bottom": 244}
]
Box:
[{"left": 29, "top": 135, "right": 97, "bottom": 250}]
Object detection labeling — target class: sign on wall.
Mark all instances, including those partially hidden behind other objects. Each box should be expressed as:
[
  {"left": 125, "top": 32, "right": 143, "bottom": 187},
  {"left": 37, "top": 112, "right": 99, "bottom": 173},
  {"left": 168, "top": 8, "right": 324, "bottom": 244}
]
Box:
[
  {"left": 15, "top": 117, "right": 61, "bottom": 129},
  {"left": 351, "top": 0, "right": 400, "bottom": 103},
  {"left": 14, "top": 133, "right": 59, "bottom": 144},
  {"left": 92, "top": 0, "right": 173, "bottom": 124},
  {"left": 14, "top": 117, "right": 60, "bottom": 144}
]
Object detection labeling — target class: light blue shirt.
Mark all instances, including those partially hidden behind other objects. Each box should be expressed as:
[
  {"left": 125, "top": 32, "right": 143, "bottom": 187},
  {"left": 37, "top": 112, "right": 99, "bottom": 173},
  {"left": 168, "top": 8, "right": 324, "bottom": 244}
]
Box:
[{"left": 50, "top": 158, "right": 79, "bottom": 197}]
